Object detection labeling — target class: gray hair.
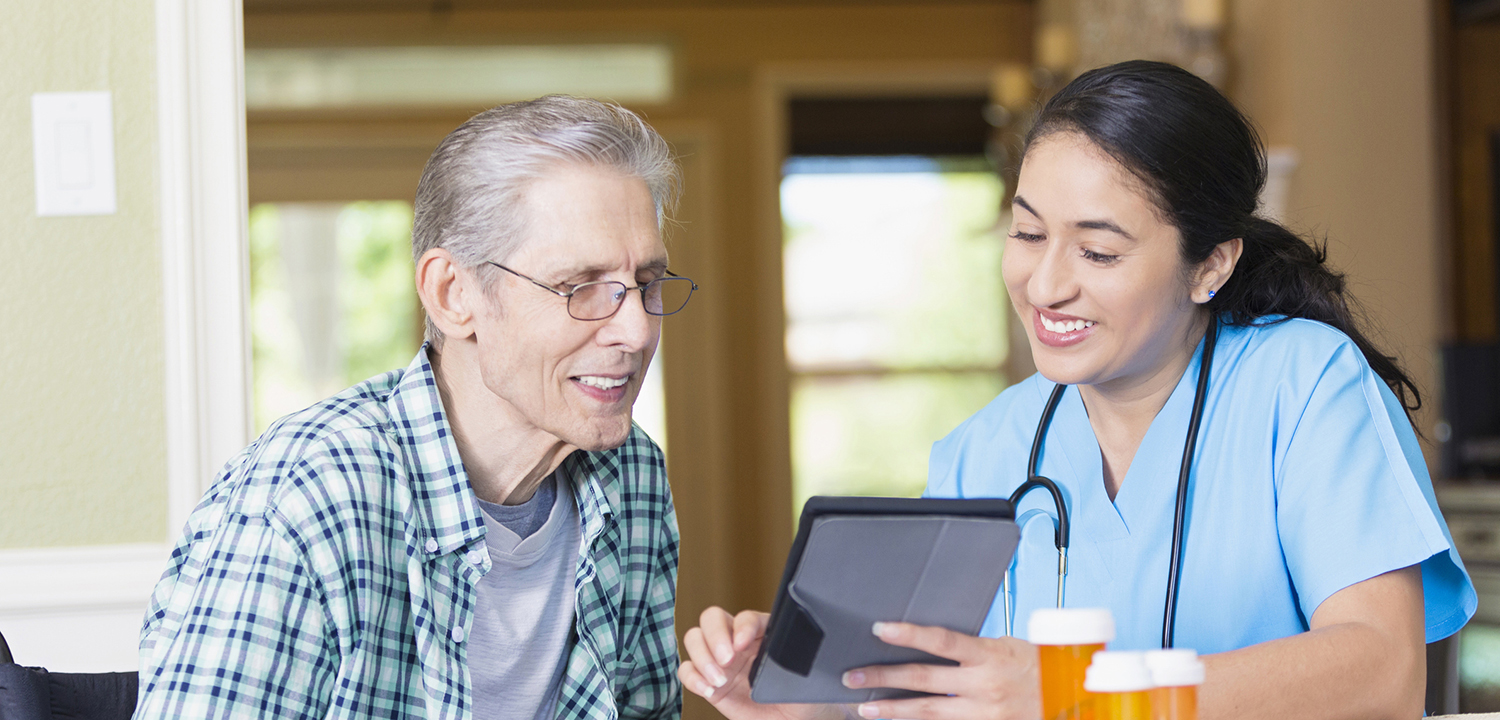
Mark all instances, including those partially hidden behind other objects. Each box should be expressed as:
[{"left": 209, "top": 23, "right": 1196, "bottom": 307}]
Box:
[{"left": 412, "top": 94, "right": 681, "bottom": 343}]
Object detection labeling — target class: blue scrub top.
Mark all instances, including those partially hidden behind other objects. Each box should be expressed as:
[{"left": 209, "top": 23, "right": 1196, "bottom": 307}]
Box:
[{"left": 927, "top": 317, "right": 1476, "bottom": 653}]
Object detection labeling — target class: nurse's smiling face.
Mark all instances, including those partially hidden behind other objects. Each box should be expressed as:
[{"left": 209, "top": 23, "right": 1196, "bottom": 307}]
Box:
[{"left": 1003, "top": 132, "right": 1221, "bottom": 394}]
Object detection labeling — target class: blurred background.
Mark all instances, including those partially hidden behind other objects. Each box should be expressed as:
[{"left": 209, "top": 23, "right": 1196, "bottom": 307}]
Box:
[{"left": 3, "top": 0, "right": 1499, "bottom": 716}]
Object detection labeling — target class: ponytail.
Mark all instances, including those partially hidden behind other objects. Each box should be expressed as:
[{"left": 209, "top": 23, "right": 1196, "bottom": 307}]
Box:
[
  {"left": 1210, "top": 218, "right": 1422, "bottom": 414},
  {"left": 1027, "top": 60, "right": 1422, "bottom": 418}
]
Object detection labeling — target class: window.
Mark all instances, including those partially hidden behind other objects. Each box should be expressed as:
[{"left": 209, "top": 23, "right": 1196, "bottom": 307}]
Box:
[
  {"left": 783, "top": 156, "right": 1009, "bottom": 511},
  {"left": 249, "top": 201, "right": 422, "bottom": 432},
  {"left": 1463, "top": 625, "right": 1500, "bottom": 710},
  {"left": 245, "top": 45, "right": 674, "bottom": 110}
]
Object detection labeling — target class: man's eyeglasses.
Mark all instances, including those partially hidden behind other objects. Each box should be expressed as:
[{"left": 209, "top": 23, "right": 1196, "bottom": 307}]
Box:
[{"left": 487, "top": 262, "right": 698, "bottom": 321}]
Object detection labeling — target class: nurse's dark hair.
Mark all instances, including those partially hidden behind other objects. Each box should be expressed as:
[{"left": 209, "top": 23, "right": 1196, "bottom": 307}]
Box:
[{"left": 1023, "top": 60, "right": 1421, "bottom": 415}]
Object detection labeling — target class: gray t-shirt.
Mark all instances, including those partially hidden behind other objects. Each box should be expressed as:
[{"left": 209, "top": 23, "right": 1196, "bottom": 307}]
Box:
[{"left": 468, "top": 473, "right": 582, "bottom": 720}]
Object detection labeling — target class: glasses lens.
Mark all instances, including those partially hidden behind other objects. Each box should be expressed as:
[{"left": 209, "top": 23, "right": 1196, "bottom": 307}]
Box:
[
  {"left": 647, "top": 277, "right": 694, "bottom": 316},
  {"left": 570, "top": 282, "right": 628, "bottom": 320}
]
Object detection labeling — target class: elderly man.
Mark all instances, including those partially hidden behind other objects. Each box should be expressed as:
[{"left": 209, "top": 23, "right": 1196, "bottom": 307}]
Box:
[{"left": 136, "top": 96, "right": 691, "bottom": 720}]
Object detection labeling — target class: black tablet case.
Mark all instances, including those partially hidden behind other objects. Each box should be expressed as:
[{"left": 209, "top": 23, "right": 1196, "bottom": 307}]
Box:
[{"left": 748, "top": 496, "right": 1019, "bottom": 704}]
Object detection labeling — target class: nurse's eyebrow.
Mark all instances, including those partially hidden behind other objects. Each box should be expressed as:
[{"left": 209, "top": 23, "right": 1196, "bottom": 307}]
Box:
[
  {"left": 1075, "top": 219, "right": 1137, "bottom": 241},
  {"left": 1013, "top": 196, "right": 1135, "bottom": 241},
  {"left": 1012, "top": 195, "right": 1042, "bottom": 220}
]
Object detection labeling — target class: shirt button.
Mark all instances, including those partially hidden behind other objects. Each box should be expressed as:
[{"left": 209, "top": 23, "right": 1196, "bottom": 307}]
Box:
[
  {"left": 424, "top": 538, "right": 439, "bottom": 553},
  {"left": 451, "top": 626, "right": 465, "bottom": 643},
  {"left": 467, "top": 549, "right": 485, "bottom": 566}
]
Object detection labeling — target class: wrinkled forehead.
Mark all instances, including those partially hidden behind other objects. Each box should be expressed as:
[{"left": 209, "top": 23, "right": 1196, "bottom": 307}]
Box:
[{"left": 506, "top": 162, "right": 668, "bottom": 273}]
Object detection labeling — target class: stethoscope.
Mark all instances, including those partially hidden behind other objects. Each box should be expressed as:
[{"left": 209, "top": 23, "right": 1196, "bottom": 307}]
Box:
[{"left": 1001, "top": 316, "right": 1219, "bottom": 649}]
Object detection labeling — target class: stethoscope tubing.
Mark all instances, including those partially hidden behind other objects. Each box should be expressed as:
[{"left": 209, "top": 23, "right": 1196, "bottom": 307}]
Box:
[
  {"left": 1002, "top": 384, "right": 1069, "bottom": 638},
  {"left": 1163, "top": 317, "right": 1218, "bottom": 648}
]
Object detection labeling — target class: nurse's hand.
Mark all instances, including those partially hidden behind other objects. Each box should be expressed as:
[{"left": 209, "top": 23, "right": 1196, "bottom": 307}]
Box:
[
  {"left": 841, "top": 622, "right": 1041, "bottom": 720},
  {"left": 678, "top": 607, "right": 844, "bottom": 720}
]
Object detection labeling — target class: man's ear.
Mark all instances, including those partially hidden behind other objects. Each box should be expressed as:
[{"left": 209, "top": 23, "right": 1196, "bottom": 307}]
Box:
[
  {"left": 1194, "top": 237, "right": 1243, "bottom": 304},
  {"left": 416, "top": 248, "right": 478, "bottom": 340}
]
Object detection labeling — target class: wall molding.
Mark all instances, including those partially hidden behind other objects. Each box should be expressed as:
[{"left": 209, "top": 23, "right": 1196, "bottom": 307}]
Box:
[
  {"left": 0, "top": 544, "right": 168, "bottom": 616},
  {"left": 0, "top": 544, "right": 169, "bottom": 671}
]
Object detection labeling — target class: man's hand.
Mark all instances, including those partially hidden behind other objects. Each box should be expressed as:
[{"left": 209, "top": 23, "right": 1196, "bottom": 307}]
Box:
[
  {"left": 678, "top": 607, "right": 841, "bottom": 720},
  {"left": 840, "top": 622, "right": 1042, "bottom": 720}
]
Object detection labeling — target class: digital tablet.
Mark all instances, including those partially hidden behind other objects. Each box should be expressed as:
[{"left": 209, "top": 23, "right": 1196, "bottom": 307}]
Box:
[{"left": 748, "top": 495, "right": 1019, "bottom": 704}]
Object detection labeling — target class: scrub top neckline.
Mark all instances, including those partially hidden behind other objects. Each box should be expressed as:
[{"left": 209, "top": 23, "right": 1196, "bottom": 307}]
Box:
[{"left": 1052, "top": 330, "right": 1210, "bottom": 540}]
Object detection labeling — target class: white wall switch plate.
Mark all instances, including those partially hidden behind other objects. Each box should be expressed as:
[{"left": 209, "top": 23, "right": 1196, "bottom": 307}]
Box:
[{"left": 32, "top": 91, "right": 117, "bottom": 217}]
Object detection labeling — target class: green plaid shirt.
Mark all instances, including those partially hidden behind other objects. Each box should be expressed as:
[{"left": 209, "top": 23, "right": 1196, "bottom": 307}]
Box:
[{"left": 136, "top": 348, "right": 681, "bottom": 720}]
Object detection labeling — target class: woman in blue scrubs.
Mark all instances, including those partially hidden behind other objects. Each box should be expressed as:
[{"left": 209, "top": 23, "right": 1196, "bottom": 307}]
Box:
[{"left": 680, "top": 60, "right": 1476, "bottom": 720}]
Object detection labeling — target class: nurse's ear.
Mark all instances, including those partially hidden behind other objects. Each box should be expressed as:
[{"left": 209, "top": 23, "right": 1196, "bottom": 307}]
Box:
[{"left": 1191, "top": 237, "right": 1244, "bottom": 304}]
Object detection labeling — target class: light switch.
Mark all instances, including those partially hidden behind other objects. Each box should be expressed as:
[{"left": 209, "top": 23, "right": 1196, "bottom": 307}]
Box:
[{"left": 32, "top": 92, "right": 117, "bottom": 217}]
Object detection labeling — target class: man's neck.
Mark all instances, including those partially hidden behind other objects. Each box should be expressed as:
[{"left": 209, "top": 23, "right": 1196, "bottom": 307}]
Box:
[{"left": 428, "top": 341, "right": 579, "bottom": 506}]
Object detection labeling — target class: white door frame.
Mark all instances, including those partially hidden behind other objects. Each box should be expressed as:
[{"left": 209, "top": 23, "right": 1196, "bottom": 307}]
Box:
[{"left": 158, "top": 0, "right": 253, "bottom": 533}]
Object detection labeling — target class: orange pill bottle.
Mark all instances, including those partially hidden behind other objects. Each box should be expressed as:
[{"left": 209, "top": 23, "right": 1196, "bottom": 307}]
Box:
[
  {"left": 1083, "top": 650, "right": 1154, "bottom": 720},
  {"left": 1144, "top": 649, "right": 1204, "bottom": 720},
  {"left": 1028, "top": 608, "right": 1115, "bottom": 720}
]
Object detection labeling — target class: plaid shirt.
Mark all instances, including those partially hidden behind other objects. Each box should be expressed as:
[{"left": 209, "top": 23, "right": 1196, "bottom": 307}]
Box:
[{"left": 136, "top": 348, "right": 681, "bottom": 720}]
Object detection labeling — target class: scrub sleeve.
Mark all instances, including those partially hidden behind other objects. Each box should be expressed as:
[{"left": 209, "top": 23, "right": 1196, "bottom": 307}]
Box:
[{"left": 1274, "top": 336, "right": 1472, "bottom": 641}]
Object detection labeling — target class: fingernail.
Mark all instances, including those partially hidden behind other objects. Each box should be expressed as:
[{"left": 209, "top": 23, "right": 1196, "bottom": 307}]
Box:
[
  {"left": 842, "top": 671, "right": 865, "bottom": 688},
  {"left": 858, "top": 703, "right": 879, "bottom": 718},
  {"left": 714, "top": 643, "right": 734, "bottom": 665},
  {"left": 700, "top": 683, "right": 715, "bottom": 698},
  {"left": 710, "top": 668, "right": 728, "bottom": 688},
  {"left": 872, "top": 622, "right": 893, "bottom": 638}
]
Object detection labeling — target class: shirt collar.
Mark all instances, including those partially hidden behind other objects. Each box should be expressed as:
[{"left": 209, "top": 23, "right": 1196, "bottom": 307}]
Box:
[
  {"left": 384, "top": 344, "right": 621, "bottom": 555},
  {"left": 385, "top": 344, "right": 485, "bottom": 555},
  {"left": 563, "top": 446, "right": 618, "bottom": 527}
]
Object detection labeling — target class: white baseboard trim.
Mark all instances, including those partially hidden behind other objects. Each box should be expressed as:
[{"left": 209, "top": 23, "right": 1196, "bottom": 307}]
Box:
[
  {"left": 0, "top": 543, "right": 168, "bottom": 672},
  {"left": 0, "top": 543, "right": 167, "bottom": 614}
]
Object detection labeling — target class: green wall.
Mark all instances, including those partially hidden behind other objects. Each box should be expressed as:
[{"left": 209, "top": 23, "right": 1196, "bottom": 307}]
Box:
[{"left": 0, "top": 1, "right": 166, "bottom": 548}]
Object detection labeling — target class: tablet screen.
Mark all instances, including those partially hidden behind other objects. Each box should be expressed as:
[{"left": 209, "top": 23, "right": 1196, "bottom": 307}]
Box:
[{"left": 750, "top": 496, "right": 1018, "bottom": 704}]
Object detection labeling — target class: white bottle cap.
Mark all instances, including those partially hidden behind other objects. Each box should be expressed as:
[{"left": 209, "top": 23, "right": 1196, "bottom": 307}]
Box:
[
  {"left": 1144, "top": 649, "right": 1205, "bottom": 687},
  {"left": 1084, "top": 651, "right": 1154, "bottom": 693},
  {"left": 1027, "top": 607, "right": 1115, "bottom": 646}
]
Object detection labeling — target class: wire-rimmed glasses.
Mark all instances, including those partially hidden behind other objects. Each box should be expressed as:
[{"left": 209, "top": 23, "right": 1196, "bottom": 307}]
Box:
[{"left": 487, "top": 262, "right": 698, "bottom": 321}]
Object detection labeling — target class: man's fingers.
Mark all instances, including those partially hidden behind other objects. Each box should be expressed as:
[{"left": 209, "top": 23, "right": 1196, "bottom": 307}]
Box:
[
  {"left": 843, "top": 662, "right": 960, "bottom": 695},
  {"left": 682, "top": 626, "right": 729, "bottom": 689},
  {"left": 872, "top": 621, "right": 979, "bottom": 663},
  {"left": 698, "top": 606, "right": 739, "bottom": 665},
  {"left": 732, "top": 610, "right": 770, "bottom": 652}
]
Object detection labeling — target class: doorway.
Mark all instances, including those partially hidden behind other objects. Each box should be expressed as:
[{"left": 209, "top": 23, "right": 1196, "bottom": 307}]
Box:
[{"left": 779, "top": 95, "right": 1012, "bottom": 513}]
